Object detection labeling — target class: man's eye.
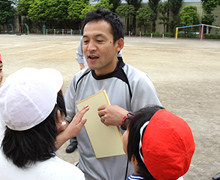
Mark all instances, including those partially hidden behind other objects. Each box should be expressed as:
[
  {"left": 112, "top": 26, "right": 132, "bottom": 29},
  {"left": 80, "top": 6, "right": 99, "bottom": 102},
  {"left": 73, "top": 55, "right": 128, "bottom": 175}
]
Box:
[
  {"left": 97, "top": 40, "right": 103, "bottom": 42},
  {"left": 83, "top": 40, "right": 89, "bottom": 44}
]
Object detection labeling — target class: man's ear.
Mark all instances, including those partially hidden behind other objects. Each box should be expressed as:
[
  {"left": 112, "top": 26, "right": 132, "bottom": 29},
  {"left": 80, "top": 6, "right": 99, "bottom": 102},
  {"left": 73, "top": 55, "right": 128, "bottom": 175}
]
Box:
[{"left": 116, "top": 38, "right": 124, "bottom": 53}]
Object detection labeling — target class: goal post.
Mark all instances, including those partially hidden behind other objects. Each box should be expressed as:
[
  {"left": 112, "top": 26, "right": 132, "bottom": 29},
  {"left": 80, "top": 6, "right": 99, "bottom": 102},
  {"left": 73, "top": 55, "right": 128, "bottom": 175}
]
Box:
[
  {"left": 175, "top": 24, "right": 203, "bottom": 40},
  {"left": 176, "top": 24, "right": 220, "bottom": 40}
]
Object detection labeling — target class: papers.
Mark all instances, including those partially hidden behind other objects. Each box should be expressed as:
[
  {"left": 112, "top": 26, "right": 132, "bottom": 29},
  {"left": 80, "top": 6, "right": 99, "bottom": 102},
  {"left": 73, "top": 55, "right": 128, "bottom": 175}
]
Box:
[{"left": 77, "top": 90, "right": 125, "bottom": 158}]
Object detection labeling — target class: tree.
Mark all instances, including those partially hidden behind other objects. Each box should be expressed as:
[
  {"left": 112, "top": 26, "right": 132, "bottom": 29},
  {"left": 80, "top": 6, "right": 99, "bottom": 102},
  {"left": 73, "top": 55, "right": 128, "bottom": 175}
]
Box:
[
  {"left": 201, "top": 0, "right": 220, "bottom": 26},
  {"left": 116, "top": 4, "right": 135, "bottom": 33},
  {"left": 148, "top": 0, "right": 160, "bottom": 32},
  {"left": 109, "top": 0, "right": 121, "bottom": 12},
  {"left": 80, "top": 0, "right": 113, "bottom": 21},
  {"left": 0, "top": 0, "right": 17, "bottom": 33},
  {"left": 169, "top": 0, "right": 183, "bottom": 18},
  {"left": 17, "top": 0, "right": 33, "bottom": 16},
  {"left": 28, "top": 0, "right": 70, "bottom": 29},
  {"left": 180, "top": 6, "right": 200, "bottom": 26},
  {"left": 136, "top": 6, "right": 155, "bottom": 33},
  {"left": 68, "top": 0, "right": 89, "bottom": 26},
  {"left": 169, "top": 0, "right": 183, "bottom": 34},
  {"left": 125, "top": 0, "right": 142, "bottom": 33},
  {"left": 158, "top": 1, "right": 169, "bottom": 32},
  {"left": 93, "top": 0, "right": 113, "bottom": 10}
]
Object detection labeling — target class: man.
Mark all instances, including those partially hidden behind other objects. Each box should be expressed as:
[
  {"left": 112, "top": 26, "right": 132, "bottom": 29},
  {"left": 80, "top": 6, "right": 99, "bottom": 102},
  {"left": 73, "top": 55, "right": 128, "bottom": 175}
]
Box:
[
  {"left": 64, "top": 7, "right": 161, "bottom": 180},
  {"left": 0, "top": 68, "right": 89, "bottom": 179},
  {"left": 66, "top": 37, "right": 123, "bottom": 153}
]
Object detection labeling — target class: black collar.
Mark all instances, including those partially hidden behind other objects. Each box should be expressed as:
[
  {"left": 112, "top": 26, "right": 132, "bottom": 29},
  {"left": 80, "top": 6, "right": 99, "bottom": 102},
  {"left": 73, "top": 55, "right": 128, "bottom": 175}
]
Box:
[{"left": 92, "top": 57, "right": 125, "bottom": 80}]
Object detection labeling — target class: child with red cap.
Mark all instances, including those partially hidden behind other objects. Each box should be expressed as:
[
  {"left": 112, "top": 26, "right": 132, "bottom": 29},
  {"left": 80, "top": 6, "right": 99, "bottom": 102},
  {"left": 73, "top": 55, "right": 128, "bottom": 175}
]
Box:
[
  {"left": 0, "top": 53, "right": 3, "bottom": 85},
  {"left": 122, "top": 105, "right": 195, "bottom": 180}
]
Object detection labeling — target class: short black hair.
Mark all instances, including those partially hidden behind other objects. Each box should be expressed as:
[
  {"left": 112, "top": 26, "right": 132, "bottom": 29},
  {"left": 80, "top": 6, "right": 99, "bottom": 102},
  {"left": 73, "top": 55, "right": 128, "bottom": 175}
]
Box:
[
  {"left": 1, "top": 90, "right": 66, "bottom": 168},
  {"left": 82, "top": 7, "right": 124, "bottom": 44},
  {"left": 127, "top": 105, "right": 164, "bottom": 180}
]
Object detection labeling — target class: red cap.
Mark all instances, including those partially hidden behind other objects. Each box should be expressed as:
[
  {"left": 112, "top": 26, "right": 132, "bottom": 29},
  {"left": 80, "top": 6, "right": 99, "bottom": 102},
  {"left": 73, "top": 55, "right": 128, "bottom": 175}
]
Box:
[{"left": 141, "top": 109, "right": 195, "bottom": 180}]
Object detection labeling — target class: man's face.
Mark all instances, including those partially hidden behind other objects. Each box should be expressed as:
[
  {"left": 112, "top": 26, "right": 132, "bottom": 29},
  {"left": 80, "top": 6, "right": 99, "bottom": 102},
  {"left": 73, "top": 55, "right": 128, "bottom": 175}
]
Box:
[
  {"left": 0, "top": 63, "right": 3, "bottom": 85},
  {"left": 83, "top": 20, "right": 123, "bottom": 76}
]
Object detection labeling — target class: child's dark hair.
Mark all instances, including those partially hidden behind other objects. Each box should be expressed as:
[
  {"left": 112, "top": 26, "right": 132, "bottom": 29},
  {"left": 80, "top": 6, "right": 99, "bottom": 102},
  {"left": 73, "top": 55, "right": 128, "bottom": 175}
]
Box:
[
  {"left": 82, "top": 7, "right": 124, "bottom": 44},
  {"left": 127, "top": 105, "right": 164, "bottom": 180},
  {"left": 1, "top": 90, "right": 66, "bottom": 168}
]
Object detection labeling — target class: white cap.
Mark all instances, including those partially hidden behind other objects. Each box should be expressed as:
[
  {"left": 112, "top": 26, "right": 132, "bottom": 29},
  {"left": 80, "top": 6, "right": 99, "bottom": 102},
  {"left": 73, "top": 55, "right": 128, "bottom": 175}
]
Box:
[{"left": 0, "top": 68, "right": 64, "bottom": 131}]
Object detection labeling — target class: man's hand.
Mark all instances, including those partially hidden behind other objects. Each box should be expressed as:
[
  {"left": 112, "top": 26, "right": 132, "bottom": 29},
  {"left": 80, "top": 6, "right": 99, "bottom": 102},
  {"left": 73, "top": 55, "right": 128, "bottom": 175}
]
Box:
[{"left": 98, "top": 105, "right": 128, "bottom": 126}]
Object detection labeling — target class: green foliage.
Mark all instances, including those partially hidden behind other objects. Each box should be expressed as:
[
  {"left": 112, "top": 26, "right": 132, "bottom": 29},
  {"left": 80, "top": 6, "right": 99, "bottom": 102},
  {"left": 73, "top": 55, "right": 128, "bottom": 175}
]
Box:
[
  {"left": 169, "top": 0, "right": 183, "bottom": 17},
  {"left": 116, "top": 4, "right": 135, "bottom": 32},
  {"left": 180, "top": 6, "right": 200, "bottom": 26},
  {"left": 78, "top": 0, "right": 113, "bottom": 22},
  {"left": 201, "top": 0, "right": 219, "bottom": 26},
  {"left": 148, "top": 0, "right": 160, "bottom": 32},
  {"left": 201, "top": 0, "right": 220, "bottom": 14},
  {"left": 135, "top": 31, "right": 141, "bottom": 36},
  {"left": 163, "top": 32, "right": 173, "bottom": 37},
  {"left": 136, "top": 6, "right": 156, "bottom": 33},
  {"left": 93, "top": 0, "right": 113, "bottom": 10},
  {"left": 148, "top": 0, "right": 160, "bottom": 20},
  {"left": 178, "top": 33, "right": 185, "bottom": 38},
  {"left": 158, "top": 1, "right": 169, "bottom": 32},
  {"left": 125, "top": 0, "right": 142, "bottom": 32},
  {"left": 27, "top": 0, "right": 70, "bottom": 24},
  {"left": 204, "top": 33, "right": 220, "bottom": 39},
  {"left": 17, "top": 0, "right": 33, "bottom": 16},
  {"left": 152, "top": 32, "right": 160, "bottom": 37},
  {"left": 201, "top": 14, "right": 215, "bottom": 25},
  {"left": 109, "top": 0, "right": 121, "bottom": 12},
  {"left": 178, "top": 32, "right": 196, "bottom": 38},
  {"left": 68, "top": 0, "right": 89, "bottom": 22},
  {"left": 125, "top": 0, "right": 142, "bottom": 11},
  {"left": 186, "top": 32, "right": 196, "bottom": 38},
  {"left": 169, "top": 0, "right": 183, "bottom": 33},
  {"left": 116, "top": 4, "right": 135, "bottom": 18},
  {"left": 28, "top": 0, "right": 50, "bottom": 21},
  {"left": 0, "top": 0, "right": 17, "bottom": 26}
]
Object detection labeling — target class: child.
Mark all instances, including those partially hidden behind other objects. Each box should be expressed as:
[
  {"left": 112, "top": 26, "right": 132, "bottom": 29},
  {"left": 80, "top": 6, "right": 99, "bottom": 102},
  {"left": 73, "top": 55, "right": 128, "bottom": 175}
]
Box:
[
  {"left": 122, "top": 105, "right": 195, "bottom": 180},
  {"left": 0, "top": 53, "right": 3, "bottom": 85},
  {"left": 0, "top": 68, "right": 88, "bottom": 179}
]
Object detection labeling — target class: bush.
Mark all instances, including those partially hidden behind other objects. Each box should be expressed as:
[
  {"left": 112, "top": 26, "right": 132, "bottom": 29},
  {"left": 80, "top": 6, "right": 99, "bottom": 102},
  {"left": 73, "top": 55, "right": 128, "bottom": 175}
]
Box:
[
  {"left": 152, "top": 32, "right": 161, "bottom": 37},
  {"left": 186, "top": 33, "right": 196, "bottom": 38},
  {"left": 216, "top": 34, "right": 220, "bottom": 39},
  {"left": 204, "top": 34, "right": 219, "bottom": 39},
  {"left": 163, "top": 33, "right": 173, "bottom": 37},
  {"left": 178, "top": 33, "right": 185, "bottom": 38},
  {"left": 135, "top": 32, "right": 141, "bottom": 36},
  {"left": 144, "top": 33, "right": 151, "bottom": 37},
  {"left": 49, "top": 29, "right": 54, "bottom": 34}
]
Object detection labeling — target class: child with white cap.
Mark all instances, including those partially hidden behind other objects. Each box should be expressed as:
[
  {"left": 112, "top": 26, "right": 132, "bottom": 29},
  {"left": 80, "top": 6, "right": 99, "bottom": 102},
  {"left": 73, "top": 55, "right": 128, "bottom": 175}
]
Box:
[
  {"left": 122, "top": 105, "right": 195, "bottom": 180},
  {"left": 0, "top": 67, "right": 89, "bottom": 180}
]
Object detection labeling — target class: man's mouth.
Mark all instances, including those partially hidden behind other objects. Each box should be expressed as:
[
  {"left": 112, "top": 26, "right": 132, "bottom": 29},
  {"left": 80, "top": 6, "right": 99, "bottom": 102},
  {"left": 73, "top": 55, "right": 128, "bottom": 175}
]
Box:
[{"left": 88, "top": 55, "right": 99, "bottom": 61}]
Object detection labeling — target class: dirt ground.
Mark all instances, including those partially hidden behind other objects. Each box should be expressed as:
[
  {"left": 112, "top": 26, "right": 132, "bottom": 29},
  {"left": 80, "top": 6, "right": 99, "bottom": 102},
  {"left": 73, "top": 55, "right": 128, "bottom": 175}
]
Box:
[{"left": 0, "top": 34, "right": 220, "bottom": 180}]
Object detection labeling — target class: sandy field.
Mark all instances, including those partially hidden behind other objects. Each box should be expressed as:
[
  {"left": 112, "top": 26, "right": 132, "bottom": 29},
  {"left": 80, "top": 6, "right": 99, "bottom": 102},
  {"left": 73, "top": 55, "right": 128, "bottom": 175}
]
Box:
[{"left": 0, "top": 34, "right": 220, "bottom": 180}]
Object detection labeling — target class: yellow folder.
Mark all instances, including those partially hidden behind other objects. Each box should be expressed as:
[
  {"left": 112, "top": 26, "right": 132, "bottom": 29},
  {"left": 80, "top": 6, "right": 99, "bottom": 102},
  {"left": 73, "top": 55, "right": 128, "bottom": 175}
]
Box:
[{"left": 77, "top": 90, "right": 125, "bottom": 158}]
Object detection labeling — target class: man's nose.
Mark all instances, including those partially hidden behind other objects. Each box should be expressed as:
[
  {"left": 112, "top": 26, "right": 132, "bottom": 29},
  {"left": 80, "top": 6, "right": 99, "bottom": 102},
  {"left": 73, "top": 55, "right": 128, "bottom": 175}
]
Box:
[{"left": 87, "top": 41, "right": 96, "bottom": 51}]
